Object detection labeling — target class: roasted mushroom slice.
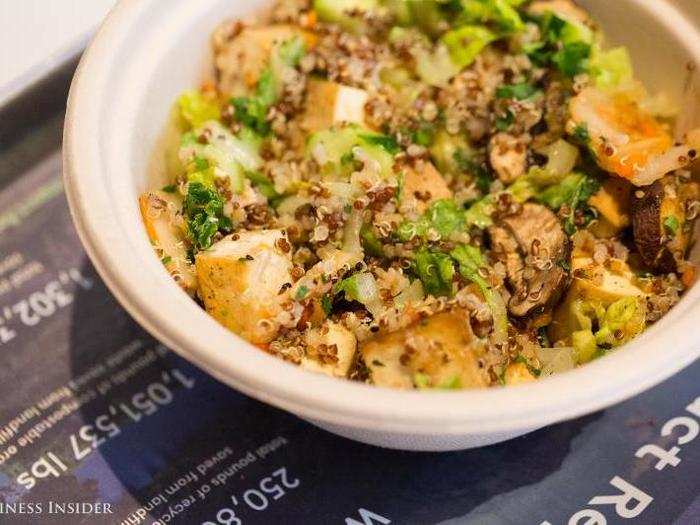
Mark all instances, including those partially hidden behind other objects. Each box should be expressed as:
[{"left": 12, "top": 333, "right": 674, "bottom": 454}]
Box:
[
  {"left": 490, "top": 203, "right": 570, "bottom": 317},
  {"left": 631, "top": 175, "right": 699, "bottom": 272}
]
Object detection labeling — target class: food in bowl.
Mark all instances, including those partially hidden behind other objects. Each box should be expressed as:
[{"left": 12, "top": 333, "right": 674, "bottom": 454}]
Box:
[{"left": 140, "top": 0, "right": 700, "bottom": 390}]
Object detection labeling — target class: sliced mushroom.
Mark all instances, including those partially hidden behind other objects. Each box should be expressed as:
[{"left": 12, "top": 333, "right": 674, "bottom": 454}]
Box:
[
  {"left": 631, "top": 176, "right": 698, "bottom": 272},
  {"left": 490, "top": 203, "right": 570, "bottom": 317}
]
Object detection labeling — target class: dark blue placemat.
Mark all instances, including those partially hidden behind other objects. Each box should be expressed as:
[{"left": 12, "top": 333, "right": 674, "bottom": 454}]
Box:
[{"left": 0, "top": 140, "right": 698, "bottom": 525}]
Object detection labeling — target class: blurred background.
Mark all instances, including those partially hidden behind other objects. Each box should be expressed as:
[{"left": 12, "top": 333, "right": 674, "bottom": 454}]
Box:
[{"left": 0, "top": 0, "right": 115, "bottom": 105}]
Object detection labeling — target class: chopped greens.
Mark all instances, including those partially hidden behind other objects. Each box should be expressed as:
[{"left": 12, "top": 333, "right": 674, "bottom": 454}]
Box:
[
  {"left": 495, "top": 82, "right": 540, "bottom": 100},
  {"left": 231, "top": 36, "right": 306, "bottom": 135},
  {"left": 454, "top": 150, "right": 492, "bottom": 194},
  {"left": 495, "top": 109, "right": 514, "bottom": 131},
  {"left": 307, "top": 124, "right": 397, "bottom": 179},
  {"left": 295, "top": 285, "right": 310, "bottom": 300},
  {"left": 552, "top": 41, "right": 592, "bottom": 77},
  {"left": 572, "top": 124, "right": 591, "bottom": 145},
  {"left": 396, "top": 199, "right": 466, "bottom": 241},
  {"left": 526, "top": 12, "right": 595, "bottom": 77},
  {"left": 360, "top": 223, "right": 384, "bottom": 257},
  {"left": 663, "top": 215, "right": 680, "bottom": 236},
  {"left": 334, "top": 271, "right": 383, "bottom": 316},
  {"left": 184, "top": 182, "right": 232, "bottom": 251},
  {"left": 232, "top": 69, "right": 276, "bottom": 135},
  {"left": 358, "top": 132, "right": 401, "bottom": 154}
]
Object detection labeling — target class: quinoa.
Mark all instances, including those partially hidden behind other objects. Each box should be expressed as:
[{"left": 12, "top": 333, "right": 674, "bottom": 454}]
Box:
[{"left": 140, "top": 0, "right": 700, "bottom": 390}]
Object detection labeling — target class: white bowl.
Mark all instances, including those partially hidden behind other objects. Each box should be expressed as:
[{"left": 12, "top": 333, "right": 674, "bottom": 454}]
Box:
[{"left": 64, "top": 0, "right": 700, "bottom": 450}]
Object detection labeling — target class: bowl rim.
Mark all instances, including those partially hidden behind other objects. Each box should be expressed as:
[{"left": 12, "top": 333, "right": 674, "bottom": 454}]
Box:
[{"left": 64, "top": 0, "right": 700, "bottom": 435}]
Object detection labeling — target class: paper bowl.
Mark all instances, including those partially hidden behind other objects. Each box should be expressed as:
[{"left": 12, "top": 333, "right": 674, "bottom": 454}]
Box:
[{"left": 63, "top": 0, "right": 700, "bottom": 450}]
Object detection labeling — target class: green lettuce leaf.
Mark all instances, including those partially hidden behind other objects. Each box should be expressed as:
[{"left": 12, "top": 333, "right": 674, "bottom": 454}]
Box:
[{"left": 414, "top": 249, "right": 455, "bottom": 297}]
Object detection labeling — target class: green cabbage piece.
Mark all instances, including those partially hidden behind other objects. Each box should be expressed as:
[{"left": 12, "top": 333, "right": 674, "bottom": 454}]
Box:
[
  {"left": 595, "top": 296, "right": 646, "bottom": 348},
  {"left": 538, "top": 173, "right": 599, "bottom": 235},
  {"left": 460, "top": 139, "right": 582, "bottom": 229},
  {"left": 180, "top": 121, "right": 262, "bottom": 195},
  {"left": 246, "top": 171, "right": 280, "bottom": 201},
  {"left": 450, "top": 245, "right": 508, "bottom": 343},
  {"left": 590, "top": 46, "right": 633, "bottom": 89},
  {"left": 278, "top": 36, "right": 306, "bottom": 65},
  {"left": 463, "top": 195, "right": 495, "bottom": 228},
  {"left": 458, "top": 0, "right": 526, "bottom": 33},
  {"left": 178, "top": 90, "right": 221, "bottom": 129},
  {"left": 441, "top": 25, "right": 498, "bottom": 68},
  {"left": 537, "top": 172, "right": 590, "bottom": 209},
  {"left": 389, "top": 27, "right": 460, "bottom": 87},
  {"left": 413, "top": 249, "right": 455, "bottom": 297},
  {"left": 307, "top": 124, "right": 397, "bottom": 179},
  {"left": 334, "top": 271, "right": 384, "bottom": 316},
  {"left": 411, "top": 1, "right": 455, "bottom": 36},
  {"left": 414, "top": 43, "right": 461, "bottom": 88},
  {"left": 383, "top": 0, "right": 413, "bottom": 25},
  {"left": 429, "top": 130, "right": 472, "bottom": 176},
  {"left": 572, "top": 329, "right": 597, "bottom": 364},
  {"left": 540, "top": 11, "right": 594, "bottom": 46},
  {"left": 186, "top": 164, "right": 217, "bottom": 188},
  {"left": 396, "top": 199, "right": 466, "bottom": 242}
]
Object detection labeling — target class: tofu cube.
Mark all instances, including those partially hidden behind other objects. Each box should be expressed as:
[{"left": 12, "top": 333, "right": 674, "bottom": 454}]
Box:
[
  {"left": 399, "top": 160, "right": 453, "bottom": 215},
  {"left": 504, "top": 362, "right": 536, "bottom": 385},
  {"left": 302, "top": 79, "right": 369, "bottom": 133},
  {"left": 302, "top": 321, "right": 358, "bottom": 377},
  {"left": 139, "top": 190, "right": 197, "bottom": 295},
  {"left": 196, "top": 230, "right": 293, "bottom": 344},
  {"left": 588, "top": 177, "right": 631, "bottom": 237},
  {"left": 361, "top": 310, "right": 489, "bottom": 389},
  {"left": 549, "top": 258, "right": 645, "bottom": 343}
]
